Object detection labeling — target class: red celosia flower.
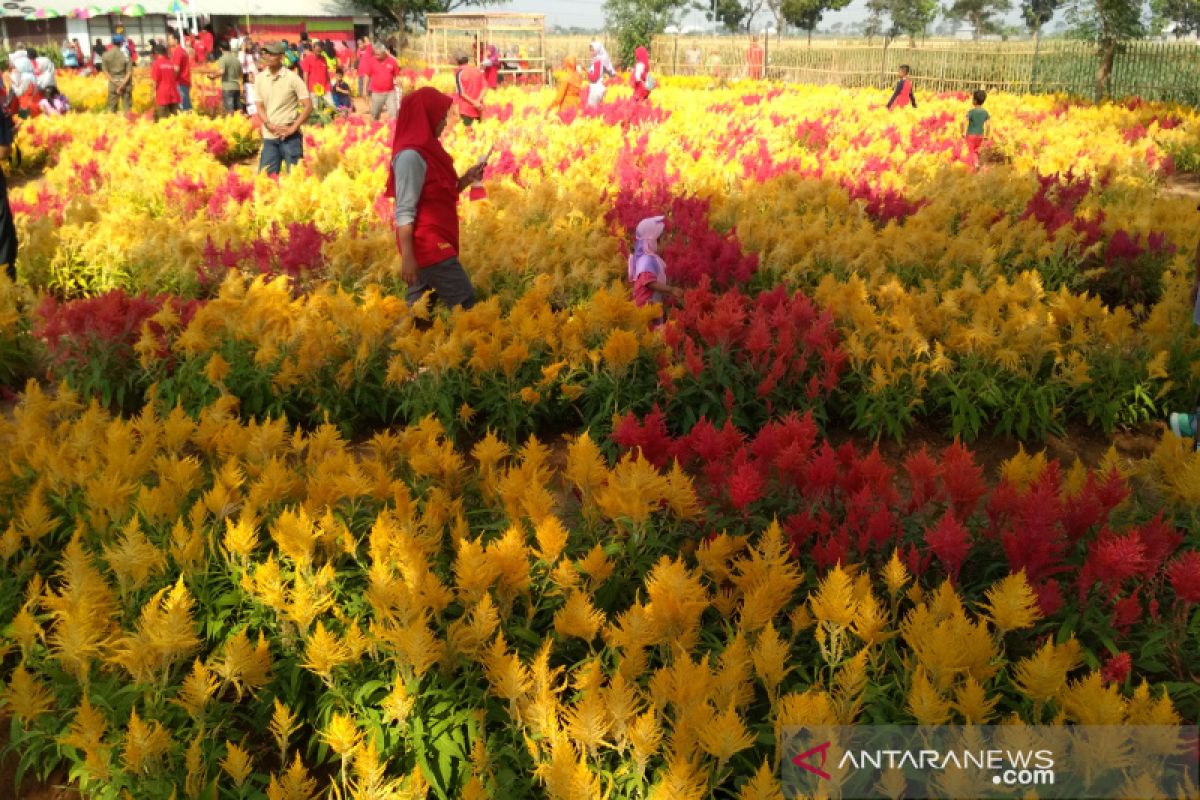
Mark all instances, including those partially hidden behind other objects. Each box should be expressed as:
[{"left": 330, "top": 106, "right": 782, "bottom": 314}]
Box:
[
  {"left": 1166, "top": 551, "right": 1200, "bottom": 605},
  {"left": 728, "top": 461, "right": 765, "bottom": 513},
  {"left": 924, "top": 513, "right": 972, "bottom": 581},
  {"left": 1101, "top": 652, "right": 1132, "bottom": 684},
  {"left": 1110, "top": 594, "right": 1142, "bottom": 633},
  {"left": 1086, "top": 529, "right": 1147, "bottom": 592},
  {"left": 904, "top": 446, "right": 942, "bottom": 512},
  {"left": 1034, "top": 579, "right": 1064, "bottom": 617},
  {"left": 940, "top": 442, "right": 986, "bottom": 519}
]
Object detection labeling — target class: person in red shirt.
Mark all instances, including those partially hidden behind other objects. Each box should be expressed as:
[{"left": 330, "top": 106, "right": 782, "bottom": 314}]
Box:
[
  {"left": 481, "top": 44, "right": 500, "bottom": 89},
  {"left": 387, "top": 86, "right": 486, "bottom": 311},
  {"left": 167, "top": 31, "right": 192, "bottom": 112},
  {"left": 355, "top": 38, "right": 374, "bottom": 100},
  {"left": 453, "top": 52, "right": 485, "bottom": 126},
  {"left": 149, "top": 43, "right": 181, "bottom": 119},
  {"left": 368, "top": 42, "right": 400, "bottom": 121},
  {"left": 746, "top": 36, "right": 764, "bottom": 80},
  {"left": 197, "top": 27, "right": 214, "bottom": 63},
  {"left": 300, "top": 43, "right": 333, "bottom": 109},
  {"left": 886, "top": 64, "right": 917, "bottom": 110}
]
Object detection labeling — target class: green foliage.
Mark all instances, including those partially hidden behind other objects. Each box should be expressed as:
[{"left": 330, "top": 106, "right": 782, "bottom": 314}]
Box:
[
  {"left": 604, "top": 0, "right": 688, "bottom": 68},
  {"left": 1023, "top": 0, "right": 1064, "bottom": 32},
  {"left": 699, "top": 0, "right": 755, "bottom": 31},
  {"left": 945, "top": 0, "right": 1015, "bottom": 36},
  {"left": 781, "top": 0, "right": 855, "bottom": 36},
  {"left": 866, "top": 0, "right": 940, "bottom": 41}
]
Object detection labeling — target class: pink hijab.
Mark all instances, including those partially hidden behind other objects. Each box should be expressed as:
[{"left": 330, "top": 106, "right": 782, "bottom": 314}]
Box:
[{"left": 628, "top": 215, "right": 665, "bottom": 281}]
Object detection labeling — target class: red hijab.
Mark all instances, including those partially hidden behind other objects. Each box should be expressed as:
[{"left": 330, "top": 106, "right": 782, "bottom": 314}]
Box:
[{"left": 384, "top": 86, "right": 454, "bottom": 199}]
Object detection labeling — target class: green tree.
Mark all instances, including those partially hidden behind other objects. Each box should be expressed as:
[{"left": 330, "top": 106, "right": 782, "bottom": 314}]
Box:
[
  {"left": 945, "top": 0, "right": 1013, "bottom": 38},
  {"left": 1022, "top": 0, "right": 1063, "bottom": 46},
  {"left": 605, "top": 0, "right": 689, "bottom": 68},
  {"left": 358, "top": 0, "right": 505, "bottom": 45},
  {"left": 868, "top": 0, "right": 939, "bottom": 43},
  {"left": 781, "top": 0, "right": 854, "bottom": 43},
  {"left": 699, "top": 0, "right": 760, "bottom": 31},
  {"left": 1066, "top": 0, "right": 1145, "bottom": 100},
  {"left": 1151, "top": 0, "right": 1200, "bottom": 35}
]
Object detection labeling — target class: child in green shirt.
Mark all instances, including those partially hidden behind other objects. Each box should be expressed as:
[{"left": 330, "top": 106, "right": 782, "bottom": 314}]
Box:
[{"left": 964, "top": 89, "right": 991, "bottom": 171}]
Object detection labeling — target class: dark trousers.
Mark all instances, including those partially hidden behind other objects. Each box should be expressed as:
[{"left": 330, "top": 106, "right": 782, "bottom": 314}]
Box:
[
  {"left": 154, "top": 103, "right": 178, "bottom": 120},
  {"left": 222, "top": 89, "right": 241, "bottom": 113},
  {"left": 0, "top": 169, "right": 17, "bottom": 280},
  {"left": 258, "top": 131, "right": 303, "bottom": 175}
]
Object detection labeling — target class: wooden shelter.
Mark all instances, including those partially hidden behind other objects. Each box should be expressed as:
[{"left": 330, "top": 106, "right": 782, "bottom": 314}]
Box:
[{"left": 424, "top": 12, "right": 546, "bottom": 83}]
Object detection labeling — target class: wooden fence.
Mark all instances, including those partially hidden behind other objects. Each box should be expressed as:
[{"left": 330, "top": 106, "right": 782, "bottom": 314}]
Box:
[
  {"left": 650, "top": 36, "right": 1200, "bottom": 103},
  {"left": 396, "top": 34, "right": 1200, "bottom": 103}
]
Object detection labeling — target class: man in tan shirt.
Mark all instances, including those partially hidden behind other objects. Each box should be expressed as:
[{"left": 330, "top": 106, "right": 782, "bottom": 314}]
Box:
[
  {"left": 102, "top": 37, "right": 132, "bottom": 112},
  {"left": 255, "top": 41, "right": 312, "bottom": 175}
]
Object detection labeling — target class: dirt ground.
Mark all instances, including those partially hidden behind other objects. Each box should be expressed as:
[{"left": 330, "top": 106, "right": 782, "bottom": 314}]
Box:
[
  {"left": 0, "top": 722, "right": 77, "bottom": 799},
  {"left": 1164, "top": 172, "right": 1200, "bottom": 201}
]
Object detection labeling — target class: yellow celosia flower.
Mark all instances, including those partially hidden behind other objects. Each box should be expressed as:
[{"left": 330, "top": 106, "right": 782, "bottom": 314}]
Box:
[
  {"left": 1013, "top": 637, "right": 1082, "bottom": 702},
  {"left": 553, "top": 591, "right": 605, "bottom": 642},
  {"left": 980, "top": 571, "right": 1042, "bottom": 634},
  {"left": 2, "top": 664, "right": 55, "bottom": 724},
  {"left": 323, "top": 712, "right": 363, "bottom": 758},
  {"left": 601, "top": 328, "right": 640, "bottom": 374},
  {"left": 221, "top": 740, "right": 254, "bottom": 787},
  {"left": 122, "top": 708, "right": 171, "bottom": 775}
]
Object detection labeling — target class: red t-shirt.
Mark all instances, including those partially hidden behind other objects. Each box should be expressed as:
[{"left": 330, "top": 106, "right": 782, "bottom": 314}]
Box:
[
  {"left": 301, "top": 52, "right": 331, "bottom": 91},
  {"left": 151, "top": 55, "right": 181, "bottom": 106},
  {"left": 197, "top": 30, "right": 213, "bottom": 61},
  {"left": 454, "top": 65, "right": 484, "bottom": 119},
  {"left": 170, "top": 44, "right": 191, "bottom": 86},
  {"left": 369, "top": 54, "right": 399, "bottom": 93}
]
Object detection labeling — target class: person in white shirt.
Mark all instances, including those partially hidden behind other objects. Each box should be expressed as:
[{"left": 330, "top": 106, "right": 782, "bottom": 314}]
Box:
[{"left": 30, "top": 49, "right": 56, "bottom": 91}]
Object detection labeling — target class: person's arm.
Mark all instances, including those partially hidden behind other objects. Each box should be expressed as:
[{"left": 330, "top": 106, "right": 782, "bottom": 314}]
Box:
[
  {"left": 648, "top": 280, "right": 683, "bottom": 299},
  {"left": 393, "top": 150, "right": 427, "bottom": 286},
  {"left": 886, "top": 79, "right": 902, "bottom": 109},
  {"left": 983, "top": 118, "right": 991, "bottom": 139},
  {"left": 547, "top": 78, "right": 569, "bottom": 115},
  {"left": 254, "top": 76, "right": 273, "bottom": 133},
  {"left": 284, "top": 93, "right": 313, "bottom": 135},
  {"left": 455, "top": 162, "right": 486, "bottom": 193},
  {"left": 910, "top": 84, "right": 917, "bottom": 108},
  {"left": 470, "top": 77, "right": 485, "bottom": 110}
]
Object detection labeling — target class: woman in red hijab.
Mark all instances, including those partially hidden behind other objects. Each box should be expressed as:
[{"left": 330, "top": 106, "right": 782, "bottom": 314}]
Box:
[
  {"left": 386, "top": 86, "right": 486, "bottom": 311},
  {"left": 631, "top": 46, "right": 651, "bottom": 102}
]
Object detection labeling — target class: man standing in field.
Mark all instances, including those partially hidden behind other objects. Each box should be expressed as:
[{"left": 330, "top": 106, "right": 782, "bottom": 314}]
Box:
[
  {"left": 150, "top": 43, "right": 181, "bottom": 120},
  {"left": 453, "top": 52, "right": 485, "bottom": 127},
  {"left": 255, "top": 42, "right": 312, "bottom": 174},
  {"left": 103, "top": 36, "right": 132, "bottom": 112},
  {"left": 216, "top": 40, "right": 242, "bottom": 114},
  {"left": 369, "top": 41, "right": 401, "bottom": 121},
  {"left": 746, "top": 36, "right": 764, "bottom": 80},
  {"left": 167, "top": 31, "right": 193, "bottom": 112}
]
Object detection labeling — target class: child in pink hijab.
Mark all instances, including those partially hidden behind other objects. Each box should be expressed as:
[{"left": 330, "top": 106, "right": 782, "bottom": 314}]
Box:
[{"left": 628, "top": 216, "right": 683, "bottom": 321}]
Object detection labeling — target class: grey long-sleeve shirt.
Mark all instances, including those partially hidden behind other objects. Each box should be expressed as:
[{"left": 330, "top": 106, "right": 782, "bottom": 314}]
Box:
[{"left": 392, "top": 149, "right": 427, "bottom": 228}]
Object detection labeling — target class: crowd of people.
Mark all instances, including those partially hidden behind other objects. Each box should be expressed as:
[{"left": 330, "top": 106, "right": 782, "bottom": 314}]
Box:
[{"left": 0, "top": 35, "right": 1006, "bottom": 328}]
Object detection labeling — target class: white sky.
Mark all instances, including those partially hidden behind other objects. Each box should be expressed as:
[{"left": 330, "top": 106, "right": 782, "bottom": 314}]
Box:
[
  {"left": 502, "top": 0, "right": 937, "bottom": 31},
  {"left": 500, "top": 0, "right": 1056, "bottom": 33}
]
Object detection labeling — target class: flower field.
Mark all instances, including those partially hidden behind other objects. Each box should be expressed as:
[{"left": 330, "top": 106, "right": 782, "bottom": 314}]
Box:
[{"left": 1, "top": 74, "right": 1198, "bottom": 799}]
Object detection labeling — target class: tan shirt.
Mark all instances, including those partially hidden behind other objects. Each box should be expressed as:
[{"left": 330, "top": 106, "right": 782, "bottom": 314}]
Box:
[
  {"left": 102, "top": 46, "right": 130, "bottom": 84},
  {"left": 254, "top": 67, "right": 309, "bottom": 139}
]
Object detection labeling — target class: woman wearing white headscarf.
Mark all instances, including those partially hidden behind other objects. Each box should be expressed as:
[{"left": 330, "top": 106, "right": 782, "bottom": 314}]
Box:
[
  {"left": 586, "top": 40, "right": 615, "bottom": 108},
  {"left": 32, "top": 49, "right": 56, "bottom": 91}
]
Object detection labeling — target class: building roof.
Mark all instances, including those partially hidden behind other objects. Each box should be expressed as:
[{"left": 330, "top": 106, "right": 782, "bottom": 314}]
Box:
[{"left": 6, "top": 0, "right": 364, "bottom": 18}]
